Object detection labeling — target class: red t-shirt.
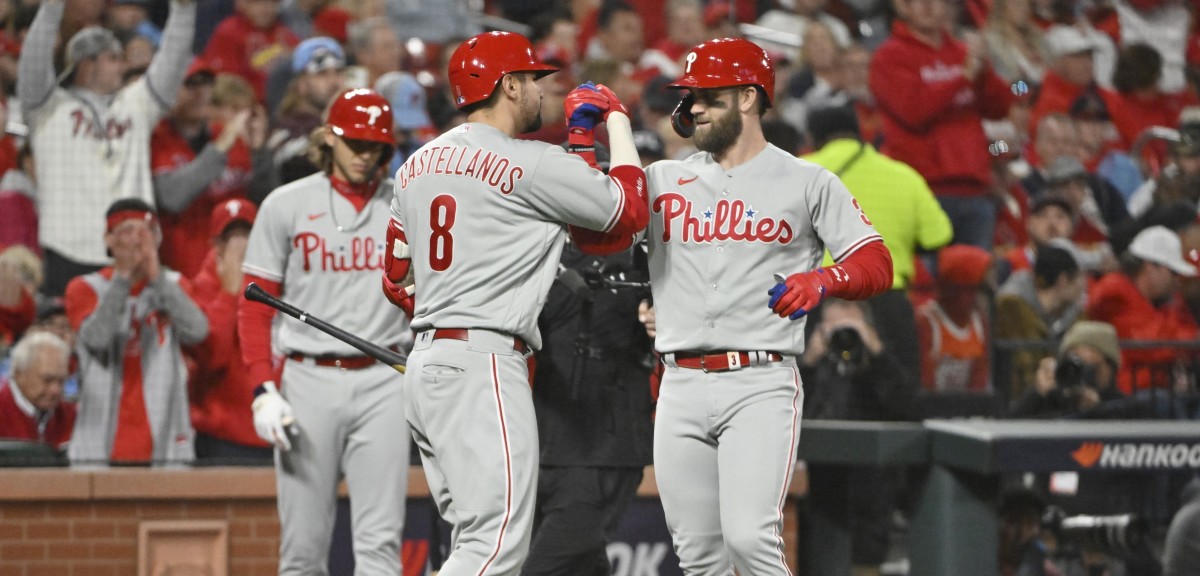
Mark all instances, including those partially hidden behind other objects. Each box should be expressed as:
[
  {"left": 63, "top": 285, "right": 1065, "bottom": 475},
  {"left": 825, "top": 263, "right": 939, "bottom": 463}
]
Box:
[
  {"left": 199, "top": 14, "right": 298, "bottom": 102},
  {"left": 187, "top": 250, "right": 269, "bottom": 448},
  {"left": 151, "top": 119, "right": 253, "bottom": 278}
]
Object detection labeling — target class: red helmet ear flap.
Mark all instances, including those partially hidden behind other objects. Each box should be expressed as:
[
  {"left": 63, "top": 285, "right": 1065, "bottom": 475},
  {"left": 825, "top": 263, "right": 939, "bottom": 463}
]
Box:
[{"left": 671, "top": 92, "right": 696, "bottom": 138}]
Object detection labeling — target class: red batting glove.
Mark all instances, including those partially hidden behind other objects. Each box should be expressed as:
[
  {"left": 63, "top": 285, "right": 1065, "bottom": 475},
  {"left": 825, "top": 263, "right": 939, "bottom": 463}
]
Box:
[
  {"left": 592, "top": 83, "right": 629, "bottom": 120},
  {"left": 382, "top": 276, "right": 415, "bottom": 319},
  {"left": 767, "top": 270, "right": 832, "bottom": 320}
]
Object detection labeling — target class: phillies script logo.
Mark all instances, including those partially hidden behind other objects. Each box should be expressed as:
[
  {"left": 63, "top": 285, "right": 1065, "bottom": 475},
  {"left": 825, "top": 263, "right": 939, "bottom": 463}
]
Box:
[
  {"left": 293, "top": 232, "right": 385, "bottom": 272},
  {"left": 653, "top": 193, "right": 793, "bottom": 244}
]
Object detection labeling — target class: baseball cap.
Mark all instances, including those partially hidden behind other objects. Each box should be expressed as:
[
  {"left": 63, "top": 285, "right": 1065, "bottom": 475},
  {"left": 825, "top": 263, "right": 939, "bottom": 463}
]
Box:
[
  {"left": 1128, "top": 225, "right": 1198, "bottom": 276},
  {"left": 1060, "top": 320, "right": 1121, "bottom": 369},
  {"left": 1045, "top": 26, "right": 1097, "bottom": 58},
  {"left": 1030, "top": 193, "right": 1075, "bottom": 217},
  {"left": 937, "top": 244, "right": 993, "bottom": 287},
  {"left": 61, "top": 27, "right": 123, "bottom": 81},
  {"left": 1069, "top": 91, "right": 1110, "bottom": 122},
  {"left": 292, "top": 37, "right": 346, "bottom": 74},
  {"left": 1044, "top": 156, "right": 1089, "bottom": 186},
  {"left": 374, "top": 71, "right": 431, "bottom": 131},
  {"left": 210, "top": 198, "right": 258, "bottom": 239},
  {"left": 184, "top": 58, "right": 216, "bottom": 86}
]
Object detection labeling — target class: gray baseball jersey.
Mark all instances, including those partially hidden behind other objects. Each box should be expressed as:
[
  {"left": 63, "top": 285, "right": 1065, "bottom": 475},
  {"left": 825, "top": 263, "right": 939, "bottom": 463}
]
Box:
[
  {"left": 645, "top": 144, "right": 882, "bottom": 354},
  {"left": 392, "top": 122, "right": 632, "bottom": 351},
  {"left": 645, "top": 143, "right": 882, "bottom": 576},
  {"left": 243, "top": 171, "right": 411, "bottom": 575},
  {"left": 391, "top": 121, "right": 640, "bottom": 576},
  {"left": 244, "top": 172, "right": 413, "bottom": 355}
]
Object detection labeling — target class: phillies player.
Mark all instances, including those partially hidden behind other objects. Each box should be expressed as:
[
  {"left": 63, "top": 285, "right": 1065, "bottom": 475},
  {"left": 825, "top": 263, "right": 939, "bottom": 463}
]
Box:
[
  {"left": 382, "top": 31, "right": 649, "bottom": 575},
  {"left": 238, "top": 89, "right": 411, "bottom": 575},
  {"left": 584, "top": 39, "right": 893, "bottom": 574}
]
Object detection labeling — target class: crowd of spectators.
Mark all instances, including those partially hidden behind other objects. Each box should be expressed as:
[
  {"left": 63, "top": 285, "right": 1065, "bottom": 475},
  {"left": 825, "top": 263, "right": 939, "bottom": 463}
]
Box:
[{"left": 0, "top": 0, "right": 1199, "bottom": 571}]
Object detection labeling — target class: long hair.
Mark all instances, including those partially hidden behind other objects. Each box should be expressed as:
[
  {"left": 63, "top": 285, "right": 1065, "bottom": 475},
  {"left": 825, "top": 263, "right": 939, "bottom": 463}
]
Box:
[{"left": 306, "top": 126, "right": 334, "bottom": 175}]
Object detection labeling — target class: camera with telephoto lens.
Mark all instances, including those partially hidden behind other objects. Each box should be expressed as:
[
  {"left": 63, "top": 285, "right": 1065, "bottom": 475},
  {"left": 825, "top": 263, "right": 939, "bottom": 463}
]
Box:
[
  {"left": 1054, "top": 354, "right": 1098, "bottom": 389},
  {"left": 1041, "top": 506, "right": 1147, "bottom": 553},
  {"left": 827, "top": 326, "right": 866, "bottom": 369}
]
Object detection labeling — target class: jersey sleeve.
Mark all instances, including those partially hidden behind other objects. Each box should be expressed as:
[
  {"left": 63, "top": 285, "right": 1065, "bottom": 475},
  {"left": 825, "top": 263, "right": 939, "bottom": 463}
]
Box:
[
  {"left": 241, "top": 191, "right": 292, "bottom": 282},
  {"left": 807, "top": 169, "right": 883, "bottom": 262},
  {"left": 523, "top": 144, "right": 633, "bottom": 231}
]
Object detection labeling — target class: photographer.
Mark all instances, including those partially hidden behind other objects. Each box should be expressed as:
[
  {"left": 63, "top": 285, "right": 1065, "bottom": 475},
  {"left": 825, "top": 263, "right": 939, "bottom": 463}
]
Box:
[
  {"left": 1010, "top": 321, "right": 1125, "bottom": 419},
  {"left": 798, "top": 298, "right": 917, "bottom": 576}
]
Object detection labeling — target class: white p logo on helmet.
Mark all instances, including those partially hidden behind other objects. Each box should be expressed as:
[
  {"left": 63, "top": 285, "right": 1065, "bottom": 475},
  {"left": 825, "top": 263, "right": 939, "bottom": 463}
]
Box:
[
  {"left": 685, "top": 52, "right": 697, "bottom": 74},
  {"left": 359, "top": 105, "right": 383, "bottom": 126},
  {"left": 225, "top": 199, "right": 241, "bottom": 217}
]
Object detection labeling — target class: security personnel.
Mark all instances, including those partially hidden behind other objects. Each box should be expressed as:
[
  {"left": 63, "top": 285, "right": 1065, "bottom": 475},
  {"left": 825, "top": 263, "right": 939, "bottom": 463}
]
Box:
[{"left": 524, "top": 240, "right": 655, "bottom": 576}]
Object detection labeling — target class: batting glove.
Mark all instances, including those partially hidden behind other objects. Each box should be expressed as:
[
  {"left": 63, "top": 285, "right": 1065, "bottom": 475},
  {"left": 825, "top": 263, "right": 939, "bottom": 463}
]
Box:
[
  {"left": 382, "top": 275, "right": 415, "bottom": 319},
  {"left": 768, "top": 270, "right": 832, "bottom": 320},
  {"left": 252, "top": 381, "right": 296, "bottom": 451}
]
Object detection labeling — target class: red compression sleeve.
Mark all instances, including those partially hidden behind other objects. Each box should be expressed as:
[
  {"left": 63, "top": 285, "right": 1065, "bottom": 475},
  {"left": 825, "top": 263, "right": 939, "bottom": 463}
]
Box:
[
  {"left": 824, "top": 240, "right": 894, "bottom": 300},
  {"left": 605, "top": 165, "right": 649, "bottom": 236},
  {"left": 238, "top": 274, "right": 280, "bottom": 386},
  {"left": 569, "top": 226, "right": 635, "bottom": 256}
]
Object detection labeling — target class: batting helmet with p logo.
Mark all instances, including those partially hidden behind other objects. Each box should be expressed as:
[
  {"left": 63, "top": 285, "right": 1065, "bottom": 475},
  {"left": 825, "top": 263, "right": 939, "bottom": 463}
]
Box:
[
  {"left": 447, "top": 32, "right": 559, "bottom": 110},
  {"left": 668, "top": 38, "right": 775, "bottom": 137},
  {"left": 326, "top": 89, "right": 394, "bottom": 145}
]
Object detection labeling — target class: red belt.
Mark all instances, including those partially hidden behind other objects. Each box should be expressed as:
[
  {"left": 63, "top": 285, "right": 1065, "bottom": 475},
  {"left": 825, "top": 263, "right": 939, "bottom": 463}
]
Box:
[
  {"left": 673, "top": 351, "right": 783, "bottom": 372},
  {"left": 432, "top": 328, "right": 530, "bottom": 354},
  {"left": 287, "top": 352, "right": 377, "bottom": 370}
]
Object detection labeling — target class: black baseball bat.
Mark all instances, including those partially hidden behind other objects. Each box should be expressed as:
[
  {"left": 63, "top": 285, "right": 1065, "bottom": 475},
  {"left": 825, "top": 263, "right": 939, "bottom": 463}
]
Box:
[{"left": 244, "top": 282, "right": 407, "bottom": 374}]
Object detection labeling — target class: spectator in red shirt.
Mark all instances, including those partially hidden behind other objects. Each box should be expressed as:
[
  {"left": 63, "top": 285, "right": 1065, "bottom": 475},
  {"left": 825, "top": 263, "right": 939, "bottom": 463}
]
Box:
[
  {"left": 0, "top": 143, "right": 36, "bottom": 254},
  {"left": 153, "top": 62, "right": 272, "bottom": 279},
  {"left": 870, "top": 0, "right": 1014, "bottom": 249},
  {"left": 188, "top": 198, "right": 272, "bottom": 463},
  {"left": 199, "top": 0, "right": 299, "bottom": 103},
  {"left": 0, "top": 331, "right": 75, "bottom": 448},
  {"left": 1029, "top": 25, "right": 1118, "bottom": 135},
  {"left": 1086, "top": 225, "right": 1199, "bottom": 394},
  {"left": 65, "top": 199, "right": 209, "bottom": 465},
  {"left": 1108, "top": 43, "right": 1193, "bottom": 161}
]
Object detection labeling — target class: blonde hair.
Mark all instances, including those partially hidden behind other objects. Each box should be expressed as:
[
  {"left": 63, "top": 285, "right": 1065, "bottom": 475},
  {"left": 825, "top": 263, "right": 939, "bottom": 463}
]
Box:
[
  {"left": 306, "top": 125, "right": 334, "bottom": 175},
  {"left": 212, "top": 74, "right": 255, "bottom": 109}
]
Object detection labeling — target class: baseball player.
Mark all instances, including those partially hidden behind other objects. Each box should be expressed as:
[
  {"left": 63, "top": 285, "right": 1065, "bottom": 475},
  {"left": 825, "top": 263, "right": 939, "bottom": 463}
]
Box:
[
  {"left": 17, "top": 0, "right": 196, "bottom": 295},
  {"left": 581, "top": 38, "right": 895, "bottom": 575},
  {"left": 382, "top": 31, "right": 649, "bottom": 575},
  {"left": 238, "top": 89, "right": 411, "bottom": 575}
]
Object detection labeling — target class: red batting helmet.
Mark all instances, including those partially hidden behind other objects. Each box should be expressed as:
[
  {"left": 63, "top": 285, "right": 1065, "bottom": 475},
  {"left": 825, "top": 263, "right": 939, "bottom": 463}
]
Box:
[
  {"left": 669, "top": 38, "right": 775, "bottom": 107},
  {"left": 448, "top": 31, "right": 559, "bottom": 109},
  {"left": 326, "top": 89, "right": 394, "bottom": 144}
]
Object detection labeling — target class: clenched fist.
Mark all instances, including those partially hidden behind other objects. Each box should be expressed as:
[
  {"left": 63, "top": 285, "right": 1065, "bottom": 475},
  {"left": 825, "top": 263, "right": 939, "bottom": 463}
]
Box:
[
  {"left": 564, "top": 82, "right": 629, "bottom": 130},
  {"left": 768, "top": 270, "right": 833, "bottom": 320}
]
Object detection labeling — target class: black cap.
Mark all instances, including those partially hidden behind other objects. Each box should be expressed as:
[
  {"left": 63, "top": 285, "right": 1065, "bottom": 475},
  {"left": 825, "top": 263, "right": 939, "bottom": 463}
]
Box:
[
  {"left": 1030, "top": 193, "right": 1074, "bottom": 216},
  {"left": 807, "top": 105, "right": 860, "bottom": 147},
  {"left": 1069, "top": 91, "right": 1109, "bottom": 121}
]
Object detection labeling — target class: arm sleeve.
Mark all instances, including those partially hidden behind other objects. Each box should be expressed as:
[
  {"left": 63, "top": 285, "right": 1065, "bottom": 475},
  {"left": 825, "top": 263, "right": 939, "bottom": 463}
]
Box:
[
  {"left": 153, "top": 145, "right": 230, "bottom": 214},
  {"left": 823, "top": 240, "right": 894, "bottom": 300},
  {"left": 237, "top": 273, "right": 280, "bottom": 386},
  {"left": 16, "top": 0, "right": 64, "bottom": 114},
  {"left": 72, "top": 275, "right": 133, "bottom": 354},
  {"left": 144, "top": 0, "right": 197, "bottom": 111},
  {"left": 869, "top": 47, "right": 974, "bottom": 131},
  {"left": 152, "top": 275, "right": 209, "bottom": 345}
]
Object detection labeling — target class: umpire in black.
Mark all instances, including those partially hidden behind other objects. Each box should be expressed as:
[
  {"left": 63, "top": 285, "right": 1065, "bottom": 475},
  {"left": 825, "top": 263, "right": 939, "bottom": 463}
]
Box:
[{"left": 522, "top": 238, "right": 655, "bottom": 576}]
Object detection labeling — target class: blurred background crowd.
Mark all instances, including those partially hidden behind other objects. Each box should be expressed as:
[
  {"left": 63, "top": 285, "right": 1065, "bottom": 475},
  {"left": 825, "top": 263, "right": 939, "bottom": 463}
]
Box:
[{"left": 2, "top": 0, "right": 1200, "bottom": 574}]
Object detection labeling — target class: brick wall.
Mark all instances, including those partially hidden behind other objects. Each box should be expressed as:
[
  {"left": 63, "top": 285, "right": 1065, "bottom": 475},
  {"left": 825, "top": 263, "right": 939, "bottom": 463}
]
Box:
[{"left": 1, "top": 466, "right": 803, "bottom": 575}]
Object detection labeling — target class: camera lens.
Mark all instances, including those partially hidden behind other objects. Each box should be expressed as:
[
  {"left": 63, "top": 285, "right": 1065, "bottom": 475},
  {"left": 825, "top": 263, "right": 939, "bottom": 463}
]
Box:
[{"left": 828, "top": 327, "right": 864, "bottom": 363}]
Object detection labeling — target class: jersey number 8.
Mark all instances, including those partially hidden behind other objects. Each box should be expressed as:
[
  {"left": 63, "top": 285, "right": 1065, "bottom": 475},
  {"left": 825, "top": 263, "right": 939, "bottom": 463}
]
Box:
[{"left": 430, "top": 194, "right": 457, "bottom": 271}]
